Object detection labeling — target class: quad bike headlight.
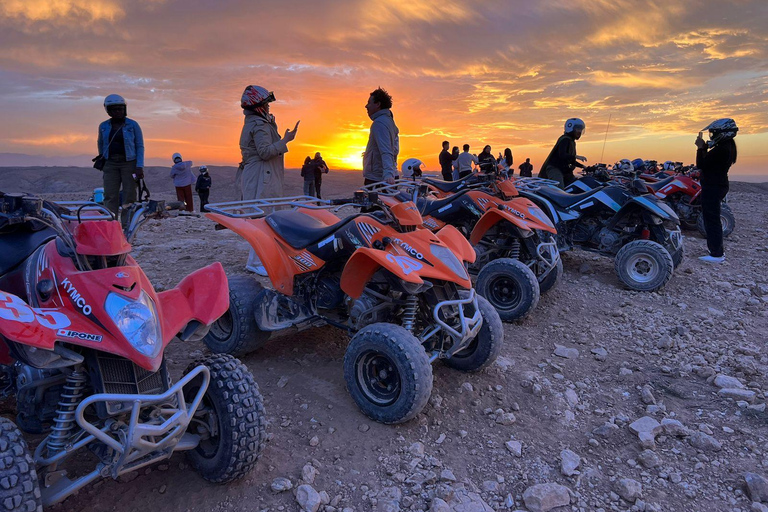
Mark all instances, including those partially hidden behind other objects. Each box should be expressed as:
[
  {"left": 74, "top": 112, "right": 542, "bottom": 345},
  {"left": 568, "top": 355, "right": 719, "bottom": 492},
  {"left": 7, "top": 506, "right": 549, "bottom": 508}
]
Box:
[
  {"left": 430, "top": 244, "right": 469, "bottom": 281},
  {"left": 528, "top": 206, "right": 554, "bottom": 229},
  {"left": 105, "top": 291, "right": 162, "bottom": 357}
]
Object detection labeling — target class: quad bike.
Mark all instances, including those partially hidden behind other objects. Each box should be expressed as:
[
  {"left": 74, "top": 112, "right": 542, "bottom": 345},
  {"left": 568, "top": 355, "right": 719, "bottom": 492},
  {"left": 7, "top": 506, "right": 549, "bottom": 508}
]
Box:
[
  {"left": 0, "top": 193, "right": 265, "bottom": 509},
  {"left": 202, "top": 193, "right": 503, "bottom": 424},
  {"left": 364, "top": 179, "right": 561, "bottom": 322},
  {"left": 567, "top": 166, "right": 734, "bottom": 239},
  {"left": 514, "top": 177, "right": 684, "bottom": 291}
]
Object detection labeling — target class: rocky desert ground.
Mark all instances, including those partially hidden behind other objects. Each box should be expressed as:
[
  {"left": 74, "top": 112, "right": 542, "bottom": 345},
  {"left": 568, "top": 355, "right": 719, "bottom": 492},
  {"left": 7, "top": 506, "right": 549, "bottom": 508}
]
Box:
[{"left": 1, "top": 167, "right": 768, "bottom": 512}]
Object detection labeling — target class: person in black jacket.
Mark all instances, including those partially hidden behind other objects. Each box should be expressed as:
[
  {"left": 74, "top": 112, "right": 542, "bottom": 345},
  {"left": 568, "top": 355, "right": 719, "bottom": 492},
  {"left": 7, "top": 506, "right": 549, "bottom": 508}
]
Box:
[
  {"left": 539, "top": 118, "right": 587, "bottom": 188},
  {"left": 439, "top": 140, "right": 457, "bottom": 181},
  {"left": 696, "top": 118, "right": 738, "bottom": 263},
  {"left": 312, "top": 152, "right": 329, "bottom": 199},
  {"left": 195, "top": 165, "right": 212, "bottom": 212},
  {"left": 477, "top": 145, "right": 497, "bottom": 173}
]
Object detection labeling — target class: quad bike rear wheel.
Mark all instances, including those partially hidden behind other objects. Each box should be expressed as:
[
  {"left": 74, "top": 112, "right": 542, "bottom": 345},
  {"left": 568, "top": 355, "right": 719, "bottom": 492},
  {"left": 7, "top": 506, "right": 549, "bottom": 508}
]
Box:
[
  {"left": 538, "top": 257, "right": 563, "bottom": 295},
  {"left": 343, "top": 323, "right": 432, "bottom": 424},
  {"left": 615, "top": 240, "right": 673, "bottom": 292},
  {"left": 0, "top": 417, "right": 42, "bottom": 512},
  {"left": 696, "top": 209, "right": 735, "bottom": 239},
  {"left": 184, "top": 354, "right": 266, "bottom": 483},
  {"left": 203, "top": 275, "right": 270, "bottom": 357},
  {"left": 475, "top": 258, "right": 539, "bottom": 322},
  {"left": 444, "top": 295, "right": 503, "bottom": 372}
]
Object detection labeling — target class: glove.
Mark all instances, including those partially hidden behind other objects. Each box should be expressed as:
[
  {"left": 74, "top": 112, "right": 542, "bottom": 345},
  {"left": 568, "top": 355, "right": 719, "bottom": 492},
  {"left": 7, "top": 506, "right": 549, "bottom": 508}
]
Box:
[{"left": 135, "top": 167, "right": 144, "bottom": 179}]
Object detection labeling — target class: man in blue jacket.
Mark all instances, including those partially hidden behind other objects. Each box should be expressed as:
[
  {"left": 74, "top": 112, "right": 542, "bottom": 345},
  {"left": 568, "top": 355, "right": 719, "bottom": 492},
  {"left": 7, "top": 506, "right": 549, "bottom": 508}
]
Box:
[
  {"left": 363, "top": 88, "right": 399, "bottom": 185},
  {"left": 97, "top": 94, "right": 144, "bottom": 217}
]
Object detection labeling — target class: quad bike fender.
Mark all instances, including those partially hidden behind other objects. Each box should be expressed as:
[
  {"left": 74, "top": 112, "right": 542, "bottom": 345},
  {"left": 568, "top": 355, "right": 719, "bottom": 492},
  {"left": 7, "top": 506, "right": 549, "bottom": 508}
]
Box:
[
  {"left": 0, "top": 290, "right": 97, "bottom": 351},
  {"left": 436, "top": 225, "right": 476, "bottom": 264},
  {"left": 496, "top": 180, "right": 519, "bottom": 198},
  {"left": 206, "top": 213, "right": 298, "bottom": 295},
  {"left": 340, "top": 248, "right": 423, "bottom": 299},
  {"left": 156, "top": 262, "right": 229, "bottom": 342},
  {"left": 469, "top": 208, "right": 532, "bottom": 246},
  {"left": 619, "top": 196, "right": 679, "bottom": 225}
]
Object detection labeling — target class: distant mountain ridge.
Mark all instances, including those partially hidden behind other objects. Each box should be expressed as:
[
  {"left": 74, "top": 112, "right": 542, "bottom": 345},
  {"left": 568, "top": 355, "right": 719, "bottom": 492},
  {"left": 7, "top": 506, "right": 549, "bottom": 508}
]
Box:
[{"left": 0, "top": 153, "right": 192, "bottom": 168}]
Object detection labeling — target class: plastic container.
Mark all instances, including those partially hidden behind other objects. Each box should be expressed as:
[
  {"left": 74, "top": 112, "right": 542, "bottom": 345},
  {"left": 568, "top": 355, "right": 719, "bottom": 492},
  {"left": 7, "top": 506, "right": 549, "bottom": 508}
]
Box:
[{"left": 93, "top": 187, "right": 105, "bottom": 204}]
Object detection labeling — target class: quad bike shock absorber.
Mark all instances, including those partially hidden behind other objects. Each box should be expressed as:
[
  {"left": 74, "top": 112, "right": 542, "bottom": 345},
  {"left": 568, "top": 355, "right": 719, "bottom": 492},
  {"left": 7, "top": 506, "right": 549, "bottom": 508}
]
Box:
[
  {"left": 507, "top": 238, "right": 521, "bottom": 259},
  {"left": 47, "top": 370, "right": 87, "bottom": 457},
  {"left": 402, "top": 295, "right": 418, "bottom": 333}
]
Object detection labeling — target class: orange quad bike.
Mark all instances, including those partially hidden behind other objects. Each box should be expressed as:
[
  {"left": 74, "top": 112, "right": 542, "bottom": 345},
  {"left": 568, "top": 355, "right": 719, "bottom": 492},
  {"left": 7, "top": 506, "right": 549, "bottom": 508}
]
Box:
[
  {"left": 366, "top": 179, "right": 561, "bottom": 322},
  {"left": 0, "top": 194, "right": 266, "bottom": 509},
  {"left": 203, "top": 193, "right": 503, "bottom": 424}
]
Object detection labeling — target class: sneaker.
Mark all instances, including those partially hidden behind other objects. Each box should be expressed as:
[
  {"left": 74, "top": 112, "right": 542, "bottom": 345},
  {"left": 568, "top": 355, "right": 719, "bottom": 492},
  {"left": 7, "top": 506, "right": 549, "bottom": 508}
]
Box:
[
  {"left": 698, "top": 255, "right": 725, "bottom": 264},
  {"left": 246, "top": 264, "right": 269, "bottom": 276}
]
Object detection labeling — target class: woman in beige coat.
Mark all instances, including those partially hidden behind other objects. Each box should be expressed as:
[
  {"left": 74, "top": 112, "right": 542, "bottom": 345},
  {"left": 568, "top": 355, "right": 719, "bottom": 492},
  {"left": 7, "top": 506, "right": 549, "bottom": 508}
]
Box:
[{"left": 238, "top": 85, "right": 299, "bottom": 274}]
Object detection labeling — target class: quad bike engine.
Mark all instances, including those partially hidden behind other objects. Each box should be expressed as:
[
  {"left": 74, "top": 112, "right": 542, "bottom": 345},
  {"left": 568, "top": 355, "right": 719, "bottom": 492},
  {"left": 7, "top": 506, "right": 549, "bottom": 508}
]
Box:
[
  {"left": 315, "top": 276, "right": 345, "bottom": 310},
  {"left": 346, "top": 293, "right": 391, "bottom": 331}
]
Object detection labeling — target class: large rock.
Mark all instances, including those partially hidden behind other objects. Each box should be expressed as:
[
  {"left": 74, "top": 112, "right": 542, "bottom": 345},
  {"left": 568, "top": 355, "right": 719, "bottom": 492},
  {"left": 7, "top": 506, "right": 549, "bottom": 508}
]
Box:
[
  {"left": 714, "top": 374, "right": 744, "bottom": 389},
  {"left": 745, "top": 473, "right": 768, "bottom": 502},
  {"left": 560, "top": 449, "right": 581, "bottom": 476},
  {"left": 615, "top": 478, "right": 643, "bottom": 503},
  {"left": 661, "top": 418, "right": 690, "bottom": 437},
  {"left": 271, "top": 477, "right": 293, "bottom": 492},
  {"left": 718, "top": 388, "right": 756, "bottom": 402},
  {"left": 522, "top": 483, "right": 571, "bottom": 512},
  {"left": 442, "top": 488, "right": 494, "bottom": 511},
  {"left": 296, "top": 484, "right": 322, "bottom": 512},
  {"left": 629, "top": 416, "right": 662, "bottom": 436},
  {"left": 688, "top": 431, "right": 722, "bottom": 452},
  {"left": 554, "top": 344, "right": 579, "bottom": 359}
]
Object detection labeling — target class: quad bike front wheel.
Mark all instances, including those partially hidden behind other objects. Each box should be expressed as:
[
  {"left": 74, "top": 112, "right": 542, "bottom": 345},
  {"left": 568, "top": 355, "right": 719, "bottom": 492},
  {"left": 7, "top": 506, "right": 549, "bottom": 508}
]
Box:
[
  {"left": 615, "top": 240, "right": 674, "bottom": 292},
  {"left": 0, "top": 417, "right": 42, "bottom": 512},
  {"left": 203, "top": 275, "right": 270, "bottom": 357},
  {"left": 444, "top": 294, "right": 503, "bottom": 372},
  {"left": 538, "top": 257, "right": 563, "bottom": 295},
  {"left": 343, "top": 323, "right": 432, "bottom": 424},
  {"left": 696, "top": 209, "right": 735, "bottom": 239},
  {"left": 184, "top": 354, "right": 266, "bottom": 483},
  {"left": 475, "top": 258, "right": 540, "bottom": 322}
]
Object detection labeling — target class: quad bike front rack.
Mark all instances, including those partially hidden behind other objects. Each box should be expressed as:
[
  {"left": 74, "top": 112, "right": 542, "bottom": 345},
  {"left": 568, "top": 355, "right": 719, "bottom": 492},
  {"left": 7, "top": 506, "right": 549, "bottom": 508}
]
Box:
[
  {"left": 203, "top": 195, "right": 332, "bottom": 218},
  {"left": 510, "top": 177, "right": 560, "bottom": 192}
]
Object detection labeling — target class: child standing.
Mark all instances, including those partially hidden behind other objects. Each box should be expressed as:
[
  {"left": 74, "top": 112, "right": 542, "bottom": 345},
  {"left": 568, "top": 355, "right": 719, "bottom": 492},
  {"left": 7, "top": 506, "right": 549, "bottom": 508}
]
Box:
[{"left": 195, "top": 165, "right": 212, "bottom": 212}]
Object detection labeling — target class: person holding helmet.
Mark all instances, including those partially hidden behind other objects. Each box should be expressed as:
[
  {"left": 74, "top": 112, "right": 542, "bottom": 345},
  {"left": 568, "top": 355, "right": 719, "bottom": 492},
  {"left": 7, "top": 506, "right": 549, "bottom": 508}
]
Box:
[
  {"left": 238, "top": 85, "right": 299, "bottom": 275},
  {"left": 538, "top": 118, "right": 587, "bottom": 188},
  {"left": 195, "top": 165, "right": 212, "bottom": 212},
  {"left": 170, "top": 153, "right": 195, "bottom": 212},
  {"left": 695, "top": 118, "right": 738, "bottom": 263},
  {"left": 401, "top": 158, "right": 424, "bottom": 179},
  {"left": 97, "top": 94, "right": 145, "bottom": 217}
]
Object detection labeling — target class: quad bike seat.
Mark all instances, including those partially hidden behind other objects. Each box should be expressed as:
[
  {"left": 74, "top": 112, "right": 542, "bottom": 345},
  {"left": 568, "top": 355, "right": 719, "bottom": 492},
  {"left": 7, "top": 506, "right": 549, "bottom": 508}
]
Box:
[
  {"left": 422, "top": 177, "right": 473, "bottom": 194},
  {"left": 416, "top": 190, "right": 469, "bottom": 217},
  {"left": 266, "top": 210, "right": 346, "bottom": 249},
  {"left": 644, "top": 176, "right": 676, "bottom": 192},
  {"left": 0, "top": 225, "right": 56, "bottom": 276},
  {"left": 535, "top": 187, "right": 597, "bottom": 209}
]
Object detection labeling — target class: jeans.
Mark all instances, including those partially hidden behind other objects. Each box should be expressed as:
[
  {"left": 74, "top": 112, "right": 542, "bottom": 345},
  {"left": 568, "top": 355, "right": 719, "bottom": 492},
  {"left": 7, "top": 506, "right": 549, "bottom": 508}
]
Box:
[
  {"left": 701, "top": 184, "right": 729, "bottom": 257},
  {"left": 303, "top": 180, "right": 316, "bottom": 197},
  {"left": 102, "top": 155, "right": 137, "bottom": 217},
  {"left": 315, "top": 178, "right": 322, "bottom": 199},
  {"left": 176, "top": 185, "right": 194, "bottom": 212}
]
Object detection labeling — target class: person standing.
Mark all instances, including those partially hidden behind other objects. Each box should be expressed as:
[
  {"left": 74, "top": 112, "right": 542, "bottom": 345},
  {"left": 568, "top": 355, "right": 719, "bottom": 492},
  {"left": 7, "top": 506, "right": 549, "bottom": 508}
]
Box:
[
  {"left": 195, "top": 165, "right": 212, "bottom": 212},
  {"left": 170, "top": 153, "right": 195, "bottom": 212},
  {"left": 239, "top": 84, "right": 299, "bottom": 274},
  {"left": 538, "top": 118, "right": 587, "bottom": 188},
  {"left": 518, "top": 157, "right": 533, "bottom": 177},
  {"left": 301, "top": 156, "right": 315, "bottom": 197},
  {"left": 498, "top": 148, "right": 514, "bottom": 174},
  {"left": 695, "top": 118, "right": 738, "bottom": 263},
  {"left": 451, "top": 146, "right": 460, "bottom": 180},
  {"left": 312, "top": 152, "right": 329, "bottom": 199},
  {"left": 477, "top": 145, "right": 496, "bottom": 173},
  {"left": 363, "top": 87, "right": 399, "bottom": 185},
  {"left": 439, "top": 140, "right": 457, "bottom": 181},
  {"left": 456, "top": 144, "right": 478, "bottom": 178},
  {"left": 97, "top": 94, "right": 144, "bottom": 218}
]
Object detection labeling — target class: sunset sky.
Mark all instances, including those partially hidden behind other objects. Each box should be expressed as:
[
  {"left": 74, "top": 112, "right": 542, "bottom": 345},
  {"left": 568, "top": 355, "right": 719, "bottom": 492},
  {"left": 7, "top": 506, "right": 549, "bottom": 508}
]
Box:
[{"left": 1, "top": 0, "right": 766, "bottom": 177}]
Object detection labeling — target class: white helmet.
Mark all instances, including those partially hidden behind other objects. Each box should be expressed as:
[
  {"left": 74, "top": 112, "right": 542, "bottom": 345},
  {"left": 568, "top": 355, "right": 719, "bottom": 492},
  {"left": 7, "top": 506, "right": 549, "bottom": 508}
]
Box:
[
  {"left": 564, "top": 118, "right": 586, "bottom": 134},
  {"left": 172, "top": 153, "right": 182, "bottom": 162},
  {"left": 401, "top": 158, "right": 423, "bottom": 178},
  {"left": 103, "top": 94, "right": 126, "bottom": 113},
  {"left": 199, "top": 165, "right": 208, "bottom": 173},
  {"left": 663, "top": 160, "right": 676, "bottom": 171},
  {"left": 617, "top": 159, "right": 633, "bottom": 171}
]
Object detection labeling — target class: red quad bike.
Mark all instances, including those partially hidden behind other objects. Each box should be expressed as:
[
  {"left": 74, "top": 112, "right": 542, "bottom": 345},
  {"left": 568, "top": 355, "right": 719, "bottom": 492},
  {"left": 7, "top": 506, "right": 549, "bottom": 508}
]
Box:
[
  {"left": 0, "top": 193, "right": 265, "bottom": 510},
  {"left": 202, "top": 193, "right": 503, "bottom": 424},
  {"left": 364, "top": 180, "right": 561, "bottom": 322}
]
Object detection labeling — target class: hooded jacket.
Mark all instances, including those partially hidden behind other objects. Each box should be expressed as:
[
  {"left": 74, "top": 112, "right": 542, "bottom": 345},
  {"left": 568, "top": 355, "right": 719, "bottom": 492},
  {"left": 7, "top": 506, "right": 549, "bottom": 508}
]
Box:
[
  {"left": 170, "top": 161, "right": 196, "bottom": 187},
  {"left": 363, "top": 109, "right": 399, "bottom": 182},
  {"left": 239, "top": 110, "right": 288, "bottom": 200}
]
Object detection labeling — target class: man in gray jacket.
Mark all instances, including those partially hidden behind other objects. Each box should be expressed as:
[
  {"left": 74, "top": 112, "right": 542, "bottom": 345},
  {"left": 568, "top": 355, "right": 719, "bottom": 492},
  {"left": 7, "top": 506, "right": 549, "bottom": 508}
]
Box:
[{"left": 363, "top": 88, "right": 399, "bottom": 185}]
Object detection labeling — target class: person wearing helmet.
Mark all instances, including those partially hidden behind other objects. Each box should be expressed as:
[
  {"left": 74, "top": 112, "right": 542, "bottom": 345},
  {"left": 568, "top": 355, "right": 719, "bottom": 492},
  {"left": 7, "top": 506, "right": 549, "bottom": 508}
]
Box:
[
  {"left": 401, "top": 158, "right": 424, "bottom": 179},
  {"left": 695, "top": 118, "right": 738, "bottom": 263},
  {"left": 239, "top": 85, "right": 299, "bottom": 275},
  {"left": 195, "top": 165, "right": 212, "bottom": 212},
  {"left": 170, "top": 153, "right": 195, "bottom": 212},
  {"left": 97, "top": 94, "right": 145, "bottom": 217},
  {"left": 538, "top": 118, "right": 587, "bottom": 188},
  {"left": 363, "top": 87, "right": 400, "bottom": 185}
]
